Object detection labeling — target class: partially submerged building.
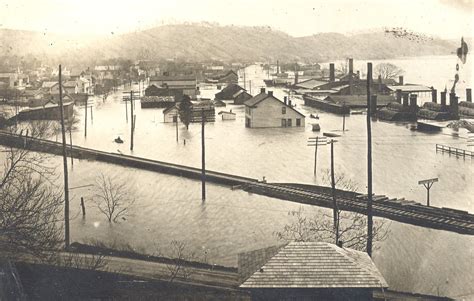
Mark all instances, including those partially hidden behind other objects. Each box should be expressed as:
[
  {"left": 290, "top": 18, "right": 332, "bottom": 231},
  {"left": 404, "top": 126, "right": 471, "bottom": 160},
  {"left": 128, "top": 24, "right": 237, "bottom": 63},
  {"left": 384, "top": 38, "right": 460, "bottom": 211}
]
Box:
[
  {"left": 215, "top": 83, "right": 253, "bottom": 105},
  {"left": 244, "top": 88, "right": 305, "bottom": 128}
]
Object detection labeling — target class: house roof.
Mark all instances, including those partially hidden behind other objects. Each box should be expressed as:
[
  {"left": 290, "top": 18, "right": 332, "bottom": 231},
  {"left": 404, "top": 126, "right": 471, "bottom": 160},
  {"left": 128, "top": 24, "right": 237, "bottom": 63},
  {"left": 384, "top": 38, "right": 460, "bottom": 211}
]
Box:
[
  {"left": 41, "top": 81, "right": 58, "bottom": 88},
  {"left": 386, "top": 84, "right": 433, "bottom": 93},
  {"left": 325, "top": 94, "right": 396, "bottom": 107},
  {"left": 295, "top": 78, "right": 328, "bottom": 90},
  {"left": 163, "top": 104, "right": 178, "bottom": 114},
  {"left": 244, "top": 92, "right": 305, "bottom": 117},
  {"left": 151, "top": 75, "right": 196, "bottom": 81},
  {"left": 240, "top": 242, "right": 388, "bottom": 289},
  {"left": 63, "top": 81, "right": 77, "bottom": 88}
]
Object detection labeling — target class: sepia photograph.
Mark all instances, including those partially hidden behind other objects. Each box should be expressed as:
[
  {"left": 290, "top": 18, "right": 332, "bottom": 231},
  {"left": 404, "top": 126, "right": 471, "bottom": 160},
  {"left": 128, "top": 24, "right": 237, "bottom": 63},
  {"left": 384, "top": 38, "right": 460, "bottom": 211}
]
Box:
[{"left": 0, "top": 0, "right": 472, "bottom": 300}]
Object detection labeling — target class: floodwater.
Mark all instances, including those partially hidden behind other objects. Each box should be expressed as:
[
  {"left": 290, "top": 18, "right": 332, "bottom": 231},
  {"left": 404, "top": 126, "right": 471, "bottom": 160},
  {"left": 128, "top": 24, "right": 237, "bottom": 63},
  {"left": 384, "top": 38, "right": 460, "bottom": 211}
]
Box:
[{"left": 27, "top": 56, "right": 474, "bottom": 297}]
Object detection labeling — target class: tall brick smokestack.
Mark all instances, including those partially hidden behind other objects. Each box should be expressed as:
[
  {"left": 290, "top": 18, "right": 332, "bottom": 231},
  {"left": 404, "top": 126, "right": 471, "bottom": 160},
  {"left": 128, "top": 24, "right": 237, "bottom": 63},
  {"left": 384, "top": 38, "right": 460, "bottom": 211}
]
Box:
[{"left": 329, "top": 63, "right": 335, "bottom": 82}]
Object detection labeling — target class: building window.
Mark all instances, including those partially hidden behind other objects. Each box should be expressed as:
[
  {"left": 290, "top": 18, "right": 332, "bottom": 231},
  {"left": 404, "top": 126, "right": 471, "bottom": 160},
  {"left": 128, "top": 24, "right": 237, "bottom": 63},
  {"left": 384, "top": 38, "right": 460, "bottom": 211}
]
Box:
[
  {"left": 296, "top": 118, "right": 301, "bottom": 127},
  {"left": 282, "top": 107, "right": 286, "bottom": 114},
  {"left": 281, "top": 119, "right": 287, "bottom": 127},
  {"left": 173, "top": 115, "right": 178, "bottom": 123},
  {"left": 287, "top": 119, "right": 292, "bottom": 127}
]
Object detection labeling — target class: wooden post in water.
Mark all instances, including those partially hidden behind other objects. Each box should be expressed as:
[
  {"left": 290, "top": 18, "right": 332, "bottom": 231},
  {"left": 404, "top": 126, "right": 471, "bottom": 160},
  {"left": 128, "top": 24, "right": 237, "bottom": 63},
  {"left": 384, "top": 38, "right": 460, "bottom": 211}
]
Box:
[
  {"left": 125, "top": 99, "right": 128, "bottom": 123},
  {"left": 201, "top": 108, "right": 206, "bottom": 202},
  {"left": 314, "top": 136, "right": 319, "bottom": 176},
  {"left": 58, "top": 65, "right": 70, "bottom": 248},
  {"left": 366, "top": 62, "right": 373, "bottom": 257},
  {"left": 80, "top": 197, "right": 86, "bottom": 217}
]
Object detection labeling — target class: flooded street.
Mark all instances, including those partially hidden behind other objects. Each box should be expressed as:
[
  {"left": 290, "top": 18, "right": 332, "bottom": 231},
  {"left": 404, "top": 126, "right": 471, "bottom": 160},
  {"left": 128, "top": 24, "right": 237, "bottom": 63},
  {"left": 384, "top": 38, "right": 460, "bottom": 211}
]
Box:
[{"left": 47, "top": 56, "right": 473, "bottom": 297}]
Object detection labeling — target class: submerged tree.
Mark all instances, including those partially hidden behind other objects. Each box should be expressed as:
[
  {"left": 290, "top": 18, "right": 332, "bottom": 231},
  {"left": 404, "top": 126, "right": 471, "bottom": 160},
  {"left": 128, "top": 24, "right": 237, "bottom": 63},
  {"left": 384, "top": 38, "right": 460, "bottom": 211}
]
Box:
[
  {"left": 275, "top": 170, "right": 390, "bottom": 251},
  {"left": 178, "top": 94, "right": 193, "bottom": 130},
  {"left": 93, "top": 174, "right": 135, "bottom": 223},
  {"left": 0, "top": 122, "right": 63, "bottom": 260},
  {"left": 374, "top": 63, "right": 404, "bottom": 80}
]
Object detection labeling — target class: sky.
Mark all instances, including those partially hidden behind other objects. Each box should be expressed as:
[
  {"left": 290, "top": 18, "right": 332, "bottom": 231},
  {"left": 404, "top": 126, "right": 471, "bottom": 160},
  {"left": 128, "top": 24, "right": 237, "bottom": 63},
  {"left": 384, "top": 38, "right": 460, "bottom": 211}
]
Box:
[{"left": 0, "top": 0, "right": 472, "bottom": 39}]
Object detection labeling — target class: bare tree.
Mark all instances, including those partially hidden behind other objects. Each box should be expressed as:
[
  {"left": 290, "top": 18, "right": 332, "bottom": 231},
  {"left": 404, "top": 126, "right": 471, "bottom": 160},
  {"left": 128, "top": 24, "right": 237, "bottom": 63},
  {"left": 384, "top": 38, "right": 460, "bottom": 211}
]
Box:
[
  {"left": 374, "top": 63, "right": 404, "bottom": 80},
  {"left": 275, "top": 170, "right": 390, "bottom": 251},
  {"left": 166, "top": 240, "right": 196, "bottom": 283},
  {"left": 336, "top": 62, "right": 348, "bottom": 76},
  {"left": 93, "top": 174, "right": 135, "bottom": 223},
  {"left": 0, "top": 123, "right": 63, "bottom": 261}
]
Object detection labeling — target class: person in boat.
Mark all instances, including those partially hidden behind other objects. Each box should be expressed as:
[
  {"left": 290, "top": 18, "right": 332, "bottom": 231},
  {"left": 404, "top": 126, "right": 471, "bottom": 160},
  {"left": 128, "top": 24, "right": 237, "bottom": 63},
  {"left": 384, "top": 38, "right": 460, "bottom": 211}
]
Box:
[{"left": 114, "top": 136, "right": 124, "bottom": 143}]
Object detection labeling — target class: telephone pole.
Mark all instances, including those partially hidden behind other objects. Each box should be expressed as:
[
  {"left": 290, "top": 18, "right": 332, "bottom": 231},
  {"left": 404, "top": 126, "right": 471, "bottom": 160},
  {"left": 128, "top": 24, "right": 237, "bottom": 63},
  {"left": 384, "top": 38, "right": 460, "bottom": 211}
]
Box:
[
  {"left": 307, "top": 136, "right": 327, "bottom": 177},
  {"left": 130, "top": 90, "right": 134, "bottom": 151},
  {"left": 201, "top": 108, "right": 206, "bottom": 202},
  {"left": 58, "top": 65, "right": 70, "bottom": 248},
  {"left": 328, "top": 139, "right": 339, "bottom": 245},
  {"left": 366, "top": 62, "right": 373, "bottom": 257}
]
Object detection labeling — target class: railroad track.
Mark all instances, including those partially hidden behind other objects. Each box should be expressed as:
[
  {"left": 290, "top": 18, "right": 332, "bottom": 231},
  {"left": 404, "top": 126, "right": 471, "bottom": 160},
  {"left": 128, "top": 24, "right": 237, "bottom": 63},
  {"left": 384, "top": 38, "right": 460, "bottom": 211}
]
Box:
[
  {"left": 243, "top": 182, "right": 474, "bottom": 235},
  {"left": 1, "top": 131, "right": 473, "bottom": 235}
]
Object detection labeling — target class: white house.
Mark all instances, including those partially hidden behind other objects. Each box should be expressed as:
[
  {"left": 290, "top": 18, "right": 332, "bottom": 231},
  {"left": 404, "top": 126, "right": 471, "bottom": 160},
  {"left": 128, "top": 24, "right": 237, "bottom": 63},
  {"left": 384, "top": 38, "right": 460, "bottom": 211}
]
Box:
[
  {"left": 163, "top": 105, "right": 179, "bottom": 123},
  {"left": 244, "top": 88, "right": 305, "bottom": 128}
]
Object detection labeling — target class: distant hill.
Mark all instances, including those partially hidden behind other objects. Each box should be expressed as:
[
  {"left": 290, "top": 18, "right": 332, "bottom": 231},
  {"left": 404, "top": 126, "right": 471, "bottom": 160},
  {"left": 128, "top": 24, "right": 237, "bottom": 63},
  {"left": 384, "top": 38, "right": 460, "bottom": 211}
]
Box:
[{"left": 0, "top": 24, "right": 460, "bottom": 63}]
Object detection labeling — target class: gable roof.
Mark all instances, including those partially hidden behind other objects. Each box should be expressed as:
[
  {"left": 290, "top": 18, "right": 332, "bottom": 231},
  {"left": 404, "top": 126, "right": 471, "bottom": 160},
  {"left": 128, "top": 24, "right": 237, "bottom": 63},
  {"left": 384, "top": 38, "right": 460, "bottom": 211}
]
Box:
[
  {"left": 41, "top": 81, "right": 58, "bottom": 89},
  {"left": 295, "top": 78, "right": 327, "bottom": 90},
  {"left": 244, "top": 92, "right": 305, "bottom": 118},
  {"left": 240, "top": 242, "right": 388, "bottom": 289}
]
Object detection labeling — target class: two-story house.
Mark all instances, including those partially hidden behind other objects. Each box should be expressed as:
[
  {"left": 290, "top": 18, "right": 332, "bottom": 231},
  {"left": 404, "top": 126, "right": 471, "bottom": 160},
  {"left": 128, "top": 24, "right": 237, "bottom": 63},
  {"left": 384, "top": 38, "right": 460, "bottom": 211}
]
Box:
[{"left": 244, "top": 88, "right": 305, "bottom": 128}]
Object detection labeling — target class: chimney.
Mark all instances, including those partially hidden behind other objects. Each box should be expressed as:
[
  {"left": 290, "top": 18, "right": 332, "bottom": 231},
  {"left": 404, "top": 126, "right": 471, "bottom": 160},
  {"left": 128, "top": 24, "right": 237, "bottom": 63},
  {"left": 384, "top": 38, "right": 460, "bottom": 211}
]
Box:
[
  {"left": 294, "top": 70, "right": 299, "bottom": 85},
  {"left": 399, "top": 76, "right": 404, "bottom": 85},
  {"left": 289, "top": 99, "right": 292, "bottom": 107},
  {"left": 370, "top": 95, "right": 377, "bottom": 116},
  {"left": 268, "top": 91, "right": 273, "bottom": 97},
  {"left": 467, "top": 88, "right": 472, "bottom": 103},
  {"left": 277, "top": 60, "right": 279, "bottom": 74},
  {"left": 356, "top": 71, "right": 360, "bottom": 79},
  {"left": 402, "top": 93, "right": 409, "bottom": 107},
  {"left": 378, "top": 75, "right": 383, "bottom": 93},
  {"left": 260, "top": 87, "right": 266, "bottom": 94},
  {"left": 396, "top": 89, "right": 402, "bottom": 103},
  {"left": 431, "top": 89, "right": 437, "bottom": 103},
  {"left": 450, "top": 93, "right": 459, "bottom": 119},
  {"left": 348, "top": 58, "right": 354, "bottom": 75},
  {"left": 440, "top": 91, "right": 447, "bottom": 109},
  {"left": 284, "top": 96, "right": 287, "bottom": 105},
  {"left": 329, "top": 63, "right": 335, "bottom": 82}
]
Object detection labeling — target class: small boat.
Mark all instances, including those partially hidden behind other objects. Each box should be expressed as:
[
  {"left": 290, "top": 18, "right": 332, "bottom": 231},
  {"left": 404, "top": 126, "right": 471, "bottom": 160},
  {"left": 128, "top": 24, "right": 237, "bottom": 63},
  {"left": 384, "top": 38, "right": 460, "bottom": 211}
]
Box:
[
  {"left": 310, "top": 114, "right": 319, "bottom": 119},
  {"left": 114, "top": 136, "right": 124, "bottom": 144},
  {"left": 323, "top": 132, "right": 341, "bottom": 138}
]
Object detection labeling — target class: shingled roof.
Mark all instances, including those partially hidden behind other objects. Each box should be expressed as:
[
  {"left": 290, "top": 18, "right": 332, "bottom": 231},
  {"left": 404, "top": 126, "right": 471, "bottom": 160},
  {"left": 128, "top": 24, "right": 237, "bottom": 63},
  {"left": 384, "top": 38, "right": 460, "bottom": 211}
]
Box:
[{"left": 240, "top": 242, "right": 388, "bottom": 289}]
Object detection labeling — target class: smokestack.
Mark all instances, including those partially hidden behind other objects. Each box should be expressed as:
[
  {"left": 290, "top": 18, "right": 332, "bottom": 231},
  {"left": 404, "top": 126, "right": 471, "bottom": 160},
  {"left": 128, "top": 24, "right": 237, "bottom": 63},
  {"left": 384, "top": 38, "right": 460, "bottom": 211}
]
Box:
[
  {"left": 329, "top": 63, "right": 335, "bottom": 82},
  {"left": 450, "top": 93, "right": 459, "bottom": 119},
  {"left": 441, "top": 91, "right": 447, "bottom": 109},
  {"left": 289, "top": 99, "right": 292, "bottom": 107},
  {"left": 432, "top": 89, "right": 437, "bottom": 103},
  {"left": 399, "top": 76, "right": 404, "bottom": 85},
  {"left": 349, "top": 58, "right": 354, "bottom": 75},
  {"left": 268, "top": 91, "right": 273, "bottom": 97},
  {"left": 294, "top": 69, "right": 299, "bottom": 85},
  {"left": 402, "top": 93, "right": 409, "bottom": 107},
  {"left": 284, "top": 96, "right": 287, "bottom": 105},
  {"left": 277, "top": 60, "right": 279, "bottom": 74},
  {"left": 370, "top": 95, "right": 377, "bottom": 116},
  {"left": 260, "top": 87, "right": 266, "bottom": 94},
  {"left": 378, "top": 75, "right": 383, "bottom": 93},
  {"left": 467, "top": 88, "right": 472, "bottom": 103},
  {"left": 396, "top": 89, "right": 402, "bottom": 103}
]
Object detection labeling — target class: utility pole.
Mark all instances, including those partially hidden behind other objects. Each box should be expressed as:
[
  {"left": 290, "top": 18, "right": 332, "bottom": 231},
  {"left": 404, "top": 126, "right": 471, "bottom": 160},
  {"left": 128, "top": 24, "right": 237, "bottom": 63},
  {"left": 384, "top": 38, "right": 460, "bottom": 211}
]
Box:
[
  {"left": 201, "top": 108, "right": 206, "bottom": 202},
  {"left": 58, "top": 65, "right": 70, "bottom": 249},
  {"left": 130, "top": 90, "right": 134, "bottom": 151},
  {"left": 243, "top": 68, "right": 246, "bottom": 90},
  {"left": 90, "top": 106, "right": 93, "bottom": 124},
  {"left": 175, "top": 113, "right": 179, "bottom": 143},
  {"left": 366, "top": 62, "right": 373, "bottom": 257},
  {"left": 418, "top": 178, "right": 438, "bottom": 206},
  {"left": 342, "top": 101, "right": 346, "bottom": 132},
  {"left": 84, "top": 96, "right": 87, "bottom": 137},
  {"left": 307, "top": 136, "right": 327, "bottom": 177},
  {"left": 328, "top": 139, "right": 339, "bottom": 245}
]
